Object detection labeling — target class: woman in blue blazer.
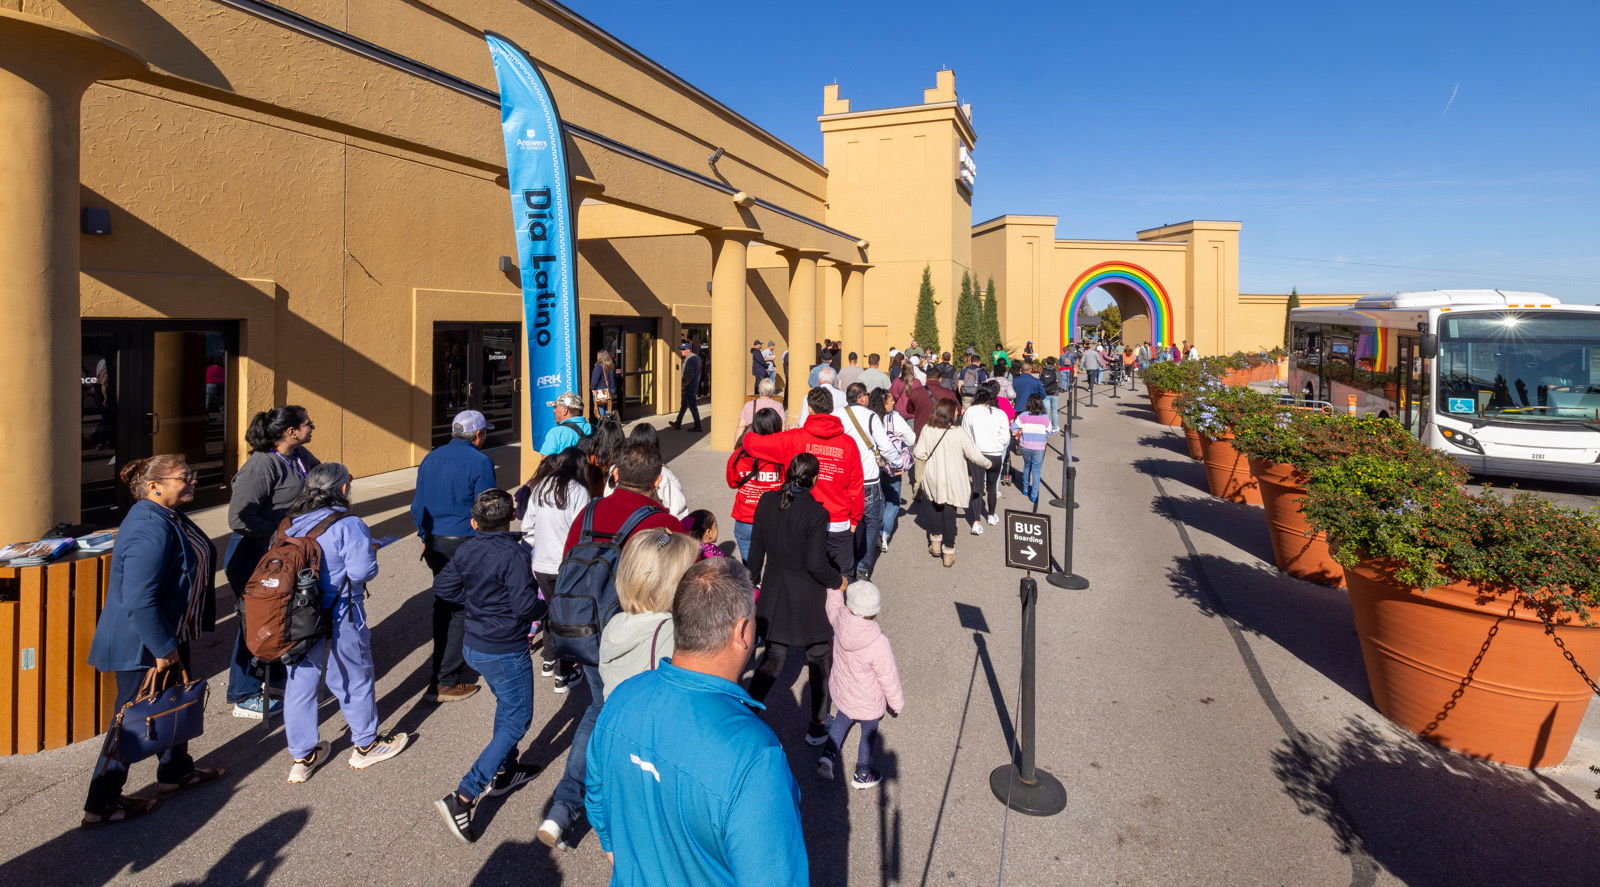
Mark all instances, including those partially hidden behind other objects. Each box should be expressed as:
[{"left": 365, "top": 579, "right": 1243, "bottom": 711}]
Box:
[{"left": 82, "top": 455, "right": 227, "bottom": 826}]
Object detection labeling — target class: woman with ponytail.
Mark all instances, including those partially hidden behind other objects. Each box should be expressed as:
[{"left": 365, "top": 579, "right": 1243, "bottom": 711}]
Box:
[
  {"left": 278, "top": 462, "right": 409, "bottom": 782},
  {"left": 745, "top": 453, "right": 847, "bottom": 746},
  {"left": 223, "top": 405, "right": 319, "bottom": 719}
]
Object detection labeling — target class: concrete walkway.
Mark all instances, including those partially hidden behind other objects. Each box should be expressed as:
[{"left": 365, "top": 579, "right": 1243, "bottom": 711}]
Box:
[{"left": 3, "top": 398, "right": 1599, "bottom": 885}]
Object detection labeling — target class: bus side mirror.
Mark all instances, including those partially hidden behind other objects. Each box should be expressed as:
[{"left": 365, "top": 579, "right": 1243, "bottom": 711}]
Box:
[{"left": 1419, "top": 333, "right": 1438, "bottom": 359}]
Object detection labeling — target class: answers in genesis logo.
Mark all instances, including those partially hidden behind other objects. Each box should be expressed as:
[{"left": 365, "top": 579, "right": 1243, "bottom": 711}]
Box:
[{"left": 517, "top": 129, "right": 549, "bottom": 150}]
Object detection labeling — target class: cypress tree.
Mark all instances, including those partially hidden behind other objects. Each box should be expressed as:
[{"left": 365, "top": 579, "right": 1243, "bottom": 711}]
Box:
[
  {"left": 1284, "top": 287, "right": 1301, "bottom": 349},
  {"left": 912, "top": 265, "right": 941, "bottom": 354},
  {"left": 981, "top": 277, "right": 1002, "bottom": 355},
  {"left": 954, "top": 271, "right": 980, "bottom": 356}
]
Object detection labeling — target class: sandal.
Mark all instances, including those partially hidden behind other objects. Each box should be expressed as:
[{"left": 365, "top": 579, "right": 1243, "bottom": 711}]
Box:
[
  {"left": 80, "top": 795, "right": 159, "bottom": 828},
  {"left": 156, "top": 766, "right": 227, "bottom": 799}
]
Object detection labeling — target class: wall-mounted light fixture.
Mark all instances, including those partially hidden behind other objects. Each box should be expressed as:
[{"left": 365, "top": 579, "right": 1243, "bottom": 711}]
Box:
[
  {"left": 82, "top": 207, "right": 111, "bottom": 235},
  {"left": 731, "top": 191, "right": 755, "bottom": 208},
  {"left": 708, "top": 147, "right": 725, "bottom": 164},
  {"left": 498, "top": 256, "right": 516, "bottom": 273}
]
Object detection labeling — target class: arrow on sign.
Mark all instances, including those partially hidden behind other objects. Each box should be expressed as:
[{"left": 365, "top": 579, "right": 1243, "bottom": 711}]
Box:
[{"left": 1021, "top": 545, "right": 1038, "bottom": 561}]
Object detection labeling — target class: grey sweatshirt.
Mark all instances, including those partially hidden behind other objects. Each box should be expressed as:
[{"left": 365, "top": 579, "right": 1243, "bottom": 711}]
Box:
[
  {"left": 598, "top": 611, "right": 674, "bottom": 700},
  {"left": 227, "top": 448, "right": 320, "bottom": 537}
]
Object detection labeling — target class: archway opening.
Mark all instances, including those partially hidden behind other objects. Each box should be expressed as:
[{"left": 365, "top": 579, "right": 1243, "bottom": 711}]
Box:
[{"left": 1081, "top": 283, "right": 1151, "bottom": 346}]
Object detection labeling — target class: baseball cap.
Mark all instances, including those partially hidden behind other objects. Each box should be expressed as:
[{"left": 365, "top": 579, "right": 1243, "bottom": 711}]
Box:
[
  {"left": 546, "top": 392, "right": 583, "bottom": 411},
  {"left": 846, "top": 580, "right": 881, "bottom": 618},
  {"left": 679, "top": 341, "right": 692, "bottom": 351},
  {"left": 451, "top": 409, "right": 494, "bottom": 435}
]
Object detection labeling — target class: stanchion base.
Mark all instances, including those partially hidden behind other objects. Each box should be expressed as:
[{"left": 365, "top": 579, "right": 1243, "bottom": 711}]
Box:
[
  {"left": 1046, "top": 498, "right": 1079, "bottom": 508},
  {"left": 1046, "top": 572, "right": 1090, "bottom": 589},
  {"left": 990, "top": 764, "right": 1066, "bottom": 816}
]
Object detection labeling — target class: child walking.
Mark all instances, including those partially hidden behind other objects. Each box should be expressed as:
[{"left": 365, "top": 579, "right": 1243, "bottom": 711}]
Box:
[
  {"left": 817, "top": 579, "right": 904, "bottom": 788},
  {"left": 682, "top": 509, "right": 727, "bottom": 560},
  {"left": 432, "top": 489, "right": 549, "bottom": 843}
]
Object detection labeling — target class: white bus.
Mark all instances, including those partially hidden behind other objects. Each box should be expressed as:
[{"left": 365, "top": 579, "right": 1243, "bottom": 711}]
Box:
[{"left": 1289, "top": 290, "right": 1600, "bottom": 484}]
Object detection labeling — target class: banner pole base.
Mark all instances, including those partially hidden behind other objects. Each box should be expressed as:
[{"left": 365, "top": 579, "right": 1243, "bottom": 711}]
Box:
[
  {"left": 990, "top": 764, "right": 1066, "bottom": 816},
  {"left": 1046, "top": 571, "right": 1090, "bottom": 590}
]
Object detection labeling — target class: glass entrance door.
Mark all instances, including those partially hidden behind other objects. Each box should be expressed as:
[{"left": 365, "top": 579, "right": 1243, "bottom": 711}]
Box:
[
  {"left": 432, "top": 323, "right": 521, "bottom": 449},
  {"left": 682, "top": 323, "right": 712, "bottom": 400},
  {"left": 591, "top": 317, "right": 658, "bottom": 423},
  {"left": 81, "top": 321, "right": 238, "bottom": 528}
]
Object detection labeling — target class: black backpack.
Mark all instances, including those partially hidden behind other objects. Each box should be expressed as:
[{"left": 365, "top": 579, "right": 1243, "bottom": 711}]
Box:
[
  {"left": 545, "top": 503, "right": 664, "bottom": 666},
  {"left": 1040, "top": 367, "right": 1059, "bottom": 394}
]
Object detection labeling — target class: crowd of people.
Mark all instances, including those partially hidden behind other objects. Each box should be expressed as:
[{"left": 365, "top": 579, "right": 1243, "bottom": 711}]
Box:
[{"left": 79, "top": 334, "right": 1132, "bottom": 882}]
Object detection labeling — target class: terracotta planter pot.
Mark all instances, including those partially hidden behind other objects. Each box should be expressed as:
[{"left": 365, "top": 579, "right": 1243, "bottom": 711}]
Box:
[
  {"left": 1182, "top": 424, "right": 1205, "bottom": 460},
  {"left": 1345, "top": 559, "right": 1600, "bottom": 768},
  {"left": 1146, "top": 385, "right": 1181, "bottom": 426},
  {"left": 1248, "top": 458, "right": 1345, "bottom": 587},
  {"left": 1200, "top": 432, "right": 1262, "bottom": 504}
]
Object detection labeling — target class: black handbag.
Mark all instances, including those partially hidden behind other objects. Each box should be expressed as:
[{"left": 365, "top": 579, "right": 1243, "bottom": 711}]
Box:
[{"left": 106, "top": 666, "right": 208, "bottom": 764}]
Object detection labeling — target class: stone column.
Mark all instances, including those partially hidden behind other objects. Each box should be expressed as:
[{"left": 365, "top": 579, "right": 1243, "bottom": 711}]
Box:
[
  {"left": 701, "top": 227, "right": 761, "bottom": 450},
  {"left": 0, "top": 12, "right": 144, "bottom": 540},
  {"left": 836, "top": 261, "right": 871, "bottom": 364},
  {"left": 778, "top": 248, "right": 826, "bottom": 422}
]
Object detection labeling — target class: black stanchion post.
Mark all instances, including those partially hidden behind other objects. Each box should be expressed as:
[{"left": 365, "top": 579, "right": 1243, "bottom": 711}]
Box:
[
  {"left": 1086, "top": 372, "right": 1098, "bottom": 408},
  {"left": 1111, "top": 365, "right": 1120, "bottom": 398},
  {"left": 990, "top": 574, "right": 1067, "bottom": 816},
  {"left": 1047, "top": 465, "right": 1089, "bottom": 590}
]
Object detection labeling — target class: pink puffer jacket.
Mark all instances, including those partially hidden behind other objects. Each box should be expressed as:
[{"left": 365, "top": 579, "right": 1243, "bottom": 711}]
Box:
[{"left": 824, "top": 587, "right": 905, "bottom": 721}]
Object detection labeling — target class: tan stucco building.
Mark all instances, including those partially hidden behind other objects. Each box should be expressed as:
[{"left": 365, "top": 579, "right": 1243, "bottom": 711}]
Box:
[{"left": 0, "top": 1, "right": 1299, "bottom": 541}]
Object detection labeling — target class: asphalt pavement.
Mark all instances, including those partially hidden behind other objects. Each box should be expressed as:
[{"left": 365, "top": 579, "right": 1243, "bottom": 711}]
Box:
[{"left": 2, "top": 388, "right": 1598, "bottom": 886}]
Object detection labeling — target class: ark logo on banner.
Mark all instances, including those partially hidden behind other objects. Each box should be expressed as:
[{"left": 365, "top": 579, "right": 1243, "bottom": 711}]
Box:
[{"left": 485, "top": 32, "right": 577, "bottom": 446}]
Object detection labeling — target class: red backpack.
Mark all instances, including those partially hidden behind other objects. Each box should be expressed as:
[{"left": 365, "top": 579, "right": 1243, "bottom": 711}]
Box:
[{"left": 239, "top": 513, "right": 351, "bottom": 664}]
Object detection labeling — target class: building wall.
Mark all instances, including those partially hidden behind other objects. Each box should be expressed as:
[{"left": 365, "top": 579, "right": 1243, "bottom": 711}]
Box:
[{"left": 820, "top": 73, "right": 976, "bottom": 355}]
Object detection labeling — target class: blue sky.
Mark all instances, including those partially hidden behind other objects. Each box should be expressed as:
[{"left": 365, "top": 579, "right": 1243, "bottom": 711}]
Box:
[{"left": 568, "top": 0, "right": 1599, "bottom": 305}]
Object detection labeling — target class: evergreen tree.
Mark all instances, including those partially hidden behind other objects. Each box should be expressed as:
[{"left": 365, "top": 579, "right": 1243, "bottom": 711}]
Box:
[
  {"left": 954, "top": 271, "right": 980, "bottom": 356},
  {"left": 1100, "top": 303, "right": 1123, "bottom": 340},
  {"left": 912, "top": 265, "right": 941, "bottom": 354},
  {"left": 981, "top": 277, "right": 1002, "bottom": 355},
  {"left": 1284, "top": 288, "right": 1301, "bottom": 349}
]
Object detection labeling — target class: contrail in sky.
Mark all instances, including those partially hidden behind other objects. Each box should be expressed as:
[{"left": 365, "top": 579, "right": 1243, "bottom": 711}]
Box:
[{"left": 1442, "top": 82, "right": 1459, "bottom": 116}]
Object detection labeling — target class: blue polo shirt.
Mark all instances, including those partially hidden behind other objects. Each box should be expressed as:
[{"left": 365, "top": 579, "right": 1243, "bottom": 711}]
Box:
[
  {"left": 586, "top": 661, "right": 807, "bottom": 887},
  {"left": 410, "top": 438, "right": 497, "bottom": 538},
  {"left": 1011, "top": 372, "right": 1045, "bottom": 409}
]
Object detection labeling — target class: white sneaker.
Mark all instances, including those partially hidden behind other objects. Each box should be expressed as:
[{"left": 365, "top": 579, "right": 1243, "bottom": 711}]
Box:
[
  {"left": 987, "top": 513, "right": 1000, "bottom": 526},
  {"left": 288, "top": 740, "right": 332, "bottom": 784},
  {"left": 971, "top": 521, "right": 984, "bottom": 536},
  {"left": 349, "top": 732, "right": 410, "bottom": 769},
  {"left": 879, "top": 533, "right": 890, "bottom": 553},
  {"left": 537, "top": 818, "right": 566, "bottom": 849}
]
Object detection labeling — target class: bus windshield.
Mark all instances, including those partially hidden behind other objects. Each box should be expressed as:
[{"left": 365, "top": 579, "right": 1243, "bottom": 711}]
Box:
[{"left": 1436, "top": 311, "right": 1600, "bottom": 424}]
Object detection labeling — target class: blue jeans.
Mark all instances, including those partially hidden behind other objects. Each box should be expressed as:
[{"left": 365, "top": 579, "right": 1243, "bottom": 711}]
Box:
[
  {"left": 1020, "top": 448, "right": 1045, "bottom": 501},
  {"left": 880, "top": 474, "right": 904, "bottom": 543},
  {"left": 548, "top": 663, "right": 603, "bottom": 828},
  {"left": 854, "top": 482, "right": 885, "bottom": 576},
  {"left": 1042, "top": 395, "right": 1059, "bottom": 431},
  {"left": 825, "top": 715, "right": 881, "bottom": 773},
  {"left": 284, "top": 596, "right": 378, "bottom": 759},
  {"left": 734, "top": 520, "right": 754, "bottom": 563},
  {"left": 460, "top": 645, "right": 534, "bottom": 798}
]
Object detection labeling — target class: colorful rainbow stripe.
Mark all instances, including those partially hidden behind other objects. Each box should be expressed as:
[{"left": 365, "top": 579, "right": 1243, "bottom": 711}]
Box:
[
  {"left": 1348, "top": 310, "right": 1390, "bottom": 371},
  {"left": 1061, "top": 261, "right": 1174, "bottom": 345}
]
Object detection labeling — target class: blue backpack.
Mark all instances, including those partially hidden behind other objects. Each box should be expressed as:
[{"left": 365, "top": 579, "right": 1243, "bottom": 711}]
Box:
[{"left": 546, "top": 503, "right": 664, "bottom": 666}]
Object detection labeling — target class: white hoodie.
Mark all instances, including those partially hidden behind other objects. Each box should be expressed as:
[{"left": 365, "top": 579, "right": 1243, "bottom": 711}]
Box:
[{"left": 961, "top": 404, "right": 1012, "bottom": 456}]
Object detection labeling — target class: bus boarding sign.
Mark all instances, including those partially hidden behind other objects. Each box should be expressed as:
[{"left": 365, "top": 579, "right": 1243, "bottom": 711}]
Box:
[{"left": 1004, "top": 510, "right": 1052, "bottom": 572}]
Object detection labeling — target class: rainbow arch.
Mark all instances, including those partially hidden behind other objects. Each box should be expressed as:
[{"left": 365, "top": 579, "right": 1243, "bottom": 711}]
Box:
[{"left": 1061, "top": 261, "right": 1174, "bottom": 345}]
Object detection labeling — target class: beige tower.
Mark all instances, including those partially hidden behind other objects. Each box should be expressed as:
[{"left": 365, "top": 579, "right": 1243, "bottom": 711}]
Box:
[{"left": 821, "top": 70, "right": 976, "bottom": 357}]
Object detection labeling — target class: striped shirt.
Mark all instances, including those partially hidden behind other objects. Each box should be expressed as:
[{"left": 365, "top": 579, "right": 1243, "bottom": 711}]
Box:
[
  {"left": 1012, "top": 412, "right": 1051, "bottom": 452},
  {"left": 175, "top": 512, "right": 212, "bottom": 643}
]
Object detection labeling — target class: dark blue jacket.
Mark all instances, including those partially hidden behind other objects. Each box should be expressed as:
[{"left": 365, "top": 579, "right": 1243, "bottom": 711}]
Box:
[
  {"left": 411, "top": 438, "right": 497, "bottom": 538},
  {"left": 1011, "top": 372, "right": 1045, "bottom": 410},
  {"left": 430, "top": 530, "right": 546, "bottom": 654},
  {"left": 89, "top": 499, "right": 217, "bottom": 672}
]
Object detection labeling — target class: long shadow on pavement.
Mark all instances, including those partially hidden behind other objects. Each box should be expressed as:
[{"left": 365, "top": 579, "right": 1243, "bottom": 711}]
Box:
[
  {"left": 757, "top": 647, "right": 851, "bottom": 886},
  {"left": 1276, "top": 717, "right": 1600, "bottom": 885},
  {"left": 1136, "top": 432, "right": 1189, "bottom": 458},
  {"left": 1131, "top": 456, "right": 1208, "bottom": 496},
  {"left": 1166, "top": 555, "right": 1370, "bottom": 703},
  {"left": 1151, "top": 495, "right": 1276, "bottom": 564}
]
